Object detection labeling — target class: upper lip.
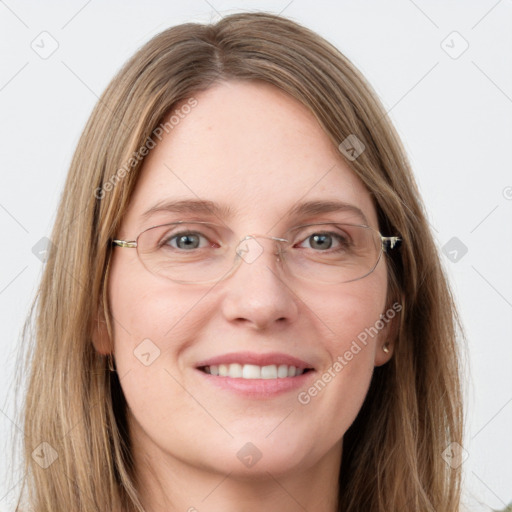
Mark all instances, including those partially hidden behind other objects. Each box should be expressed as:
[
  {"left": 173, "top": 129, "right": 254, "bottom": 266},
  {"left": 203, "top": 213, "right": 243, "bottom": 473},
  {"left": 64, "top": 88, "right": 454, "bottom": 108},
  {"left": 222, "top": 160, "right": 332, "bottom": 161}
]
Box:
[{"left": 195, "top": 351, "right": 315, "bottom": 370}]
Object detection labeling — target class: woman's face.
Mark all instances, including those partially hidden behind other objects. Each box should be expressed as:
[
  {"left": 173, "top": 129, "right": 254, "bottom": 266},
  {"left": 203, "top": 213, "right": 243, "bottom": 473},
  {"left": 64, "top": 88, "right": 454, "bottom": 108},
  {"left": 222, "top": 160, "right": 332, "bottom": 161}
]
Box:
[{"left": 105, "top": 80, "right": 392, "bottom": 479}]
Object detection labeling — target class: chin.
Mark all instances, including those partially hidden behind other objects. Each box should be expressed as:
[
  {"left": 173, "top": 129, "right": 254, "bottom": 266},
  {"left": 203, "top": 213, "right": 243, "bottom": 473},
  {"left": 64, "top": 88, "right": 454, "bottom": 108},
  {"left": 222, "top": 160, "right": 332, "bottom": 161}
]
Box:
[
  {"left": 208, "top": 448, "right": 311, "bottom": 480},
  {"left": 215, "top": 430, "right": 320, "bottom": 477}
]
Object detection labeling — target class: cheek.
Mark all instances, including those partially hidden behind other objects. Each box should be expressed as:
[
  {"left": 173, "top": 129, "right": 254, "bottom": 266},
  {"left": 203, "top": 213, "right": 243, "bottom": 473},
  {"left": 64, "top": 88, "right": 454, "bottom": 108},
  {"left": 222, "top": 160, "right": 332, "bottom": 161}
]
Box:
[
  {"left": 295, "top": 272, "right": 387, "bottom": 433},
  {"left": 108, "top": 249, "right": 201, "bottom": 345},
  {"left": 309, "top": 268, "right": 388, "bottom": 357},
  {"left": 108, "top": 253, "right": 182, "bottom": 376}
]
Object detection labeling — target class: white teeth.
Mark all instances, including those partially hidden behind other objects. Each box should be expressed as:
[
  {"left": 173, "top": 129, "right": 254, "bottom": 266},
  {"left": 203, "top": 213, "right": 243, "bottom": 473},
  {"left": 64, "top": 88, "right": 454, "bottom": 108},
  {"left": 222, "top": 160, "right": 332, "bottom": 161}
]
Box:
[
  {"left": 242, "top": 364, "right": 261, "bottom": 379},
  {"left": 229, "top": 363, "right": 243, "bottom": 378},
  {"left": 261, "top": 365, "right": 277, "bottom": 379},
  {"left": 203, "top": 363, "right": 308, "bottom": 379},
  {"left": 277, "top": 364, "right": 289, "bottom": 378}
]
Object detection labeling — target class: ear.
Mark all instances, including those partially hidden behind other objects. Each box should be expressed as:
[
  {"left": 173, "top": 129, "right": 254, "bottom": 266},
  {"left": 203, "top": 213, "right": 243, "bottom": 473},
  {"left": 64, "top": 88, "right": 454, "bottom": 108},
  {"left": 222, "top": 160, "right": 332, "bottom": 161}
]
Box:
[
  {"left": 373, "top": 307, "right": 399, "bottom": 367},
  {"left": 374, "top": 340, "right": 394, "bottom": 367},
  {"left": 91, "top": 300, "right": 112, "bottom": 355}
]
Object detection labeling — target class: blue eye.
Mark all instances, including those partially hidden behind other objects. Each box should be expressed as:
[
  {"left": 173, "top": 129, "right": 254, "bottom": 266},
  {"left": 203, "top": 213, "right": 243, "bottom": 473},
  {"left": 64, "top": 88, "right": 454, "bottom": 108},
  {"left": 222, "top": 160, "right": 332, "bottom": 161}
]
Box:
[
  {"left": 297, "top": 231, "right": 351, "bottom": 252},
  {"left": 163, "top": 231, "right": 210, "bottom": 250},
  {"left": 305, "top": 233, "right": 334, "bottom": 250}
]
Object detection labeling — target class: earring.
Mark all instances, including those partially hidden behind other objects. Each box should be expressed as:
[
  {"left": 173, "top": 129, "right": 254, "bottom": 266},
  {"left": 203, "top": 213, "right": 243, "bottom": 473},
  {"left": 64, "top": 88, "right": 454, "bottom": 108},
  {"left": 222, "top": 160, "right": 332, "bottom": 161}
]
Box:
[
  {"left": 107, "top": 353, "right": 116, "bottom": 372},
  {"left": 382, "top": 343, "right": 390, "bottom": 354}
]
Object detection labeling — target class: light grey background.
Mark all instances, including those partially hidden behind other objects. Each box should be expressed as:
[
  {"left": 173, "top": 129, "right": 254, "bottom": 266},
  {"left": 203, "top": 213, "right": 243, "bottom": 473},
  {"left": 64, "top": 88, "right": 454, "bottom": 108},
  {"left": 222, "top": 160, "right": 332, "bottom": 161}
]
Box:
[{"left": 1, "top": 1, "right": 511, "bottom": 510}]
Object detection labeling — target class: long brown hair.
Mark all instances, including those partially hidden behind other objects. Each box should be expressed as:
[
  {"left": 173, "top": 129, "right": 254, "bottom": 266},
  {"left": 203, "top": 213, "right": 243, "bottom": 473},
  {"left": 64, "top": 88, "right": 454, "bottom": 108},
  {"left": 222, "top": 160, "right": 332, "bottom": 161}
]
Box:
[{"left": 14, "top": 11, "right": 464, "bottom": 511}]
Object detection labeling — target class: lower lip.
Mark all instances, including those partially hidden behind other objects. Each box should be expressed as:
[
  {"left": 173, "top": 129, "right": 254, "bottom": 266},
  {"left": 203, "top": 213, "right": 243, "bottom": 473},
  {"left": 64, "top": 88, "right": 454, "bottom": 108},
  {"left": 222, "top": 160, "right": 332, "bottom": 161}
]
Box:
[{"left": 196, "top": 369, "right": 316, "bottom": 398}]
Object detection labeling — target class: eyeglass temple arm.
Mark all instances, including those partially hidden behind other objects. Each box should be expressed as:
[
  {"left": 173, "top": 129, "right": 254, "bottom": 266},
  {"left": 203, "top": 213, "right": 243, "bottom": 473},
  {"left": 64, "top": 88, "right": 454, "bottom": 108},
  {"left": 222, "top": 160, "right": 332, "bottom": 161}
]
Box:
[
  {"left": 112, "top": 239, "right": 137, "bottom": 248},
  {"left": 382, "top": 236, "right": 402, "bottom": 251}
]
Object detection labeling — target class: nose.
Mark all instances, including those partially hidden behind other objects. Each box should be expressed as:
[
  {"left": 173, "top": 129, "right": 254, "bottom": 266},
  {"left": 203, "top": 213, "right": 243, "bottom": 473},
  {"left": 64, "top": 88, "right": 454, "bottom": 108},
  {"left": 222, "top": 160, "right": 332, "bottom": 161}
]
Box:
[{"left": 219, "top": 235, "right": 299, "bottom": 331}]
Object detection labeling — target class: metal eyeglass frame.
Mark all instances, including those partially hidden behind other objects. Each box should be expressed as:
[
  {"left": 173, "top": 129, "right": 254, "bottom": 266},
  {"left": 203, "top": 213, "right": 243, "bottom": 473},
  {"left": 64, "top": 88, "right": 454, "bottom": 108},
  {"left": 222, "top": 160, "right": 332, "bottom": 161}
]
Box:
[{"left": 111, "top": 221, "right": 402, "bottom": 285}]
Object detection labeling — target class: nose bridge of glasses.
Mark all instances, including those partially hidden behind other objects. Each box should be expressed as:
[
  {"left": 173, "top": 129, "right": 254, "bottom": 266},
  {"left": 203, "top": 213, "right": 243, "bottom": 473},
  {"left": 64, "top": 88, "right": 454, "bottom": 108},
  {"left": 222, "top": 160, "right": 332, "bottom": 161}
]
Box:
[{"left": 234, "top": 234, "right": 288, "bottom": 266}]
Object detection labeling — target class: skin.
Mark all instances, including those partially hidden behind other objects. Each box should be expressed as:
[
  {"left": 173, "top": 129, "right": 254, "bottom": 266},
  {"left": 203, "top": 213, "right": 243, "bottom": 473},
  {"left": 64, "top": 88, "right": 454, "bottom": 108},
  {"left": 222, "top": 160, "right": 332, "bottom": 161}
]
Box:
[{"left": 95, "top": 80, "right": 394, "bottom": 512}]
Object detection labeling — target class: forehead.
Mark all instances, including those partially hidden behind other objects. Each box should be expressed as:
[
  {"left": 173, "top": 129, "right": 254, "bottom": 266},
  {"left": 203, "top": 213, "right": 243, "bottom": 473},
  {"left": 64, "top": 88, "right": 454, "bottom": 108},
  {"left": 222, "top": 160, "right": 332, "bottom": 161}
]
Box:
[{"left": 122, "top": 80, "right": 377, "bottom": 233}]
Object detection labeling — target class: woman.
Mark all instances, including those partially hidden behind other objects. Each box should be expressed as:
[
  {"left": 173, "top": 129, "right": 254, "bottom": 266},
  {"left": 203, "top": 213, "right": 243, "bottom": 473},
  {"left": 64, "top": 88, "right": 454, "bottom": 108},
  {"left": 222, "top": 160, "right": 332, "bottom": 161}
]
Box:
[{"left": 15, "top": 11, "right": 464, "bottom": 512}]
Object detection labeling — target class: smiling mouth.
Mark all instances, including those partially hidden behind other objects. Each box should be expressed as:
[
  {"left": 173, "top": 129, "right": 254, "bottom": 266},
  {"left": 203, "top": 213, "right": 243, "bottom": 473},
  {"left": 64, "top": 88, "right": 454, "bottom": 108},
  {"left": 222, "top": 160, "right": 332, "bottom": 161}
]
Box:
[{"left": 199, "top": 363, "right": 314, "bottom": 379}]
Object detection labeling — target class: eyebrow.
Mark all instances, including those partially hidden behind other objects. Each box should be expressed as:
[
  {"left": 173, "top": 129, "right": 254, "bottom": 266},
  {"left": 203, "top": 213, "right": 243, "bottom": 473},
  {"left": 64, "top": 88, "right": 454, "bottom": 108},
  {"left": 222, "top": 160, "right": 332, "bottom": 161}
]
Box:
[
  {"left": 141, "top": 199, "right": 369, "bottom": 225},
  {"left": 289, "top": 200, "right": 369, "bottom": 225},
  {"left": 141, "top": 199, "right": 234, "bottom": 221}
]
